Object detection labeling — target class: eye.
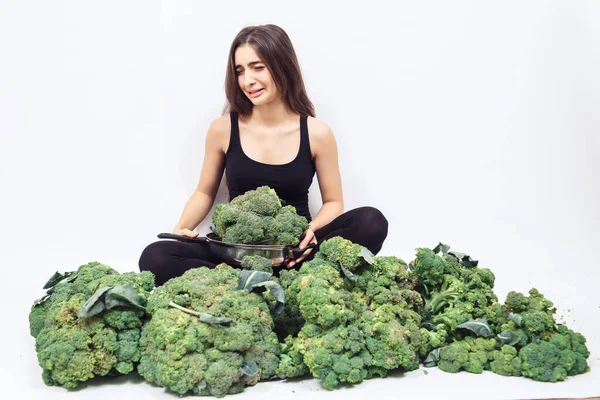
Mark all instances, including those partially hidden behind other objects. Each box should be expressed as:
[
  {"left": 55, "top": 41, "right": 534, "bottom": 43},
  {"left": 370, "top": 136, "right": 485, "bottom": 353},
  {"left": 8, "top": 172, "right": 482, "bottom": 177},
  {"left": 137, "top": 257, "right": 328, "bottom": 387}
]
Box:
[
  {"left": 255, "top": 66, "right": 265, "bottom": 70},
  {"left": 235, "top": 70, "right": 243, "bottom": 76}
]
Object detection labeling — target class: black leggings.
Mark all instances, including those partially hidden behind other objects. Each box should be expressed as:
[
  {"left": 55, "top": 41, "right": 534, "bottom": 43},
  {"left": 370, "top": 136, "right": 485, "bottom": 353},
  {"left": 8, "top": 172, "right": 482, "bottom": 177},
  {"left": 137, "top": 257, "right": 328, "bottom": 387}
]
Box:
[{"left": 138, "top": 206, "right": 388, "bottom": 286}]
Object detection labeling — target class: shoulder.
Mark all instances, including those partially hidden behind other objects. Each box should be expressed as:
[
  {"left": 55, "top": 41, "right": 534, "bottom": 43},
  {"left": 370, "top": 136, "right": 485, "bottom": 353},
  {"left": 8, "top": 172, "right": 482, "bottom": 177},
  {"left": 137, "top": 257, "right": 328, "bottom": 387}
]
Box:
[
  {"left": 307, "top": 116, "right": 336, "bottom": 144},
  {"left": 307, "top": 116, "right": 337, "bottom": 156},
  {"left": 206, "top": 114, "right": 232, "bottom": 153},
  {"left": 208, "top": 113, "right": 231, "bottom": 136}
]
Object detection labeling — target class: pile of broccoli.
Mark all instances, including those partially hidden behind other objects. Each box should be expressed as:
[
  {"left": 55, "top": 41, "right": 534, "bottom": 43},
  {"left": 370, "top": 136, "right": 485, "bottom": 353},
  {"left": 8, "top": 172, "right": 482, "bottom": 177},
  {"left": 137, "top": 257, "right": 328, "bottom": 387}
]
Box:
[
  {"left": 137, "top": 265, "right": 283, "bottom": 397},
  {"left": 409, "top": 244, "right": 590, "bottom": 382},
  {"left": 212, "top": 186, "right": 309, "bottom": 245},
  {"left": 274, "top": 237, "right": 426, "bottom": 389},
  {"left": 28, "top": 230, "right": 591, "bottom": 395},
  {"left": 29, "top": 262, "right": 154, "bottom": 388}
]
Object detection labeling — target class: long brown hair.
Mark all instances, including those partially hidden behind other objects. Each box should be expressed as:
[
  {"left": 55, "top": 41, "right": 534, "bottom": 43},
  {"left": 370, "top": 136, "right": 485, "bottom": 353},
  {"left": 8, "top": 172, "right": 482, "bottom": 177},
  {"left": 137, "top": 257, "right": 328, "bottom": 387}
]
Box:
[{"left": 223, "top": 24, "right": 315, "bottom": 117}]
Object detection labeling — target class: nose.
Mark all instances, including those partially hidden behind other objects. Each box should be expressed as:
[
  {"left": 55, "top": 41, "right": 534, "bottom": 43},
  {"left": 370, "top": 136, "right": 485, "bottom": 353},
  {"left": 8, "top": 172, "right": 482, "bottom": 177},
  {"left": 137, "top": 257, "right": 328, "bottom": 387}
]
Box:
[{"left": 244, "top": 70, "right": 256, "bottom": 87}]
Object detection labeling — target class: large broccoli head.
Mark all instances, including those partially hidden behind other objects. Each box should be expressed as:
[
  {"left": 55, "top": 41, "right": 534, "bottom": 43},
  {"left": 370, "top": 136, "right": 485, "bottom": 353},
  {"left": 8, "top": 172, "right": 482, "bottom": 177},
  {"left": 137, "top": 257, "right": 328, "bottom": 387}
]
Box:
[
  {"left": 29, "top": 262, "right": 155, "bottom": 388},
  {"left": 137, "top": 265, "right": 281, "bottom": 397},
  {"left": 277, "top": 237, "right": 423, "bottom": 389},
  {"left": 211, "top": 186, "right": 308, "bottom": 245}
]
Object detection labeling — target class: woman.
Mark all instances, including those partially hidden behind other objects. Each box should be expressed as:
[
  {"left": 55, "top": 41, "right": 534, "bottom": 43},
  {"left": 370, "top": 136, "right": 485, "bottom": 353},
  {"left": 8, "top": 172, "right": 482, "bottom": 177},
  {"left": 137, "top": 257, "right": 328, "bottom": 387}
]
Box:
[{"left": 139, "top": 24, "right": 388, "bottom": 286}]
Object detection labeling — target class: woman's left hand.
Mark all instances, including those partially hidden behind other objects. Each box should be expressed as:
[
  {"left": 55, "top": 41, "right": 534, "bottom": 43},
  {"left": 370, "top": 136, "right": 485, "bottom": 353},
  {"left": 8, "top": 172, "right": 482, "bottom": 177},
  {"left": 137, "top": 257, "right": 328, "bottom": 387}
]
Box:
[{"left": 286, "top": 229, "right": 318, "bottom": 268}]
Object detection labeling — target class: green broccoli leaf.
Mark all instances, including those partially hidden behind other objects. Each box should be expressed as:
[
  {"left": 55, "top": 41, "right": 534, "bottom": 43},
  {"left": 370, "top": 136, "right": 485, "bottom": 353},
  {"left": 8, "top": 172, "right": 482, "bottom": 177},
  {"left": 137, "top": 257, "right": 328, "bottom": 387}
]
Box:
[
  {"left": 78, "top": 285, "right": 147, "bottom": 318},
  {"left": 424, "top": 348, "right": 441, "bottom": 367},
  {"left": 239, "top": 270, "right": 285, "bottom": 314},
  {"left": 78, "top": 286, "right": 113, "bottom": 318},
  {"left": 338, "top": 261, "right": 358, "bottom": 282},
  {"left": 359, "top": 247, "right": 375, "bottom": 265},
  {"left": 33, "top": 270, "right": 79, "bottom": 307},
  {"left": 33, "top": 293, "right": 52, "bottom": 307},
  {"left": 239, "top": 270, "right": 273, "bottom": 291},
  {"left": 43, "top": 271, "right": 77, "bottom": 289},
  {"left": 497, "top": 330, "right": 520, "bottom": 346},
  {"left": 433, "top": 242, "right": 451, "bottom": 254},
  {"left": 457, "top": 319, "right": 495, "bottom": 338},
  {"left": 509, "top": 312, "right": 523, "bottom": 327},
  {"left": 252, "top": 281, "right": 285, "bottom": 314},
  {"left": 447, "top": 251, "right": 479, "bottom": 267},
  {"left": 196, "top": 380, "right": 207, "bottom": 391},
  {"left": 240, "top": 360, "right": 259, "bottom": 377},
  {"left": 104, "top": 285, "right": 146, "bottom": 311},
  {"left": 422, "top": 322, "right": 438, "bottom": 331}
]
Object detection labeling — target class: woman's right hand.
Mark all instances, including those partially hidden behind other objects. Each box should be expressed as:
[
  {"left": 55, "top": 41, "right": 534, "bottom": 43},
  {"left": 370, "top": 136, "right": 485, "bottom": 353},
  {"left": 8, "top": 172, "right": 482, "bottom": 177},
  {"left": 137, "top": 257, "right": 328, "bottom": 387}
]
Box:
[{"left": 173, "top": 228, "right": 199, "bottom": 238}]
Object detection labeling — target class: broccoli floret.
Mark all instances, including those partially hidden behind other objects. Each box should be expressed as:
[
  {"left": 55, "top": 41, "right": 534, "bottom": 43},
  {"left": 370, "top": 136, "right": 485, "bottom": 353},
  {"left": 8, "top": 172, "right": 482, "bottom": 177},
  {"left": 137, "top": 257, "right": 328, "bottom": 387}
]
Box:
[
  {"left": 276, "top": 334, "right": 310, "bottom": 378},
  {"left": 294, "top": 258, "right": 355, "bottom": 329},
  {"left": 515, "top": 325, "right": 590, "bottom": 382},
  {"left": 521, "top": 310, "right": 556, "bottom": 340},
  {"left": 500, "top": 289, "right": 557, "bottom": 343},
  {"left": 474, "top": 268, "right": 495, "bottom": 288},
  {"left": 211, "top": 186, "right": 308, "bottom": 245},
  {"left": 316, "top": 236, "right": 371, "bottom": 273},
  {"left": 483, "top": 302, "right": 510, "bottom": 327},
  {"left": 437, "top": 340, "right": 469, "bottom": 373},
  {"left": 490, "top": 345, "right": 522, "bottom": 376},
  {"left": 505, "top": 288, "right": 555, "bottom": 314},
  {"left": 222, "top": 212, "right": 265, "bottom": 244},
  {"left": 241, "top": 255, "right": 273, "bottom": 274},
  {"left": 550, "top": 325, "right": 590, "bottom": 375},
  {"left": 29, "top": 262, "right": 154, "bottom": 388},
  {"left": 299, "top": 324, "right": 371, "bottom": 389},
  {"left": 271, "top": 269, "right": 304, "bottom": 340},
  {"left": 504, "top": 291, "right": 530, "bottom": 313},
  {"left": 363, "top": 305, "right": 422, "bottom": 373},
  {"left": 29, "top": 299, "right": 51, "bottom": 337},
  {"left": 409, "top": 248, "right": 447, "bottom": 288},
  {"left": 437, "top": 337, "right": 497, "bottom": 374},
  {"left": 418, "top": 325, "right": 449, "bottom": 358},
  {"left": 519, "top": 341, "right": 567, "bottom": 382},
  {"left": 266, "top": 205, "right": 309, "bottom": 245},
  {"left": 358, "top": 256, "right": 419, "bottom": 310},
  {"left": 230, "top": 185, "right": 282, "bottom": 216},
  {"left": 211, "top": 203, "right": 239, "bottom": 238}
]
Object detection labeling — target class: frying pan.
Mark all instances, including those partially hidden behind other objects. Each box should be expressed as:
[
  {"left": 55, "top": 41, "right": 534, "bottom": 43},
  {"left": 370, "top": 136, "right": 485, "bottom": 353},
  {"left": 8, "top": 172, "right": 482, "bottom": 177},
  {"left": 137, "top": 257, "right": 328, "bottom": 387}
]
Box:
[{"left": 157, "top": 232, "right": 316, "bottom": 267}]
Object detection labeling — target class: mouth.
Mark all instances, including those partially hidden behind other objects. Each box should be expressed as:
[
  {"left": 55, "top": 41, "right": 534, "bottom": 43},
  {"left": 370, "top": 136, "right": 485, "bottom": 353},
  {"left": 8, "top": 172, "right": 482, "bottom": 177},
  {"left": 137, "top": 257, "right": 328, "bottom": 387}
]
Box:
[{"left": 248, "top": 88, "right": 264, "bottom": 98}]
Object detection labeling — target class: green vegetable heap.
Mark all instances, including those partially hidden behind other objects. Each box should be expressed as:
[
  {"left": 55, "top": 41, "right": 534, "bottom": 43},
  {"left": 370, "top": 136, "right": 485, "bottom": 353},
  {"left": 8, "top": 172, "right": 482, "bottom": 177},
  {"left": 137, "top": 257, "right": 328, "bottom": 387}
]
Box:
[
  {"left": 274, "top": 237, "right": 426, "bottom": 388},
  {"left": 137, "top": 265, "right": 284, "bottom": 397},
  {"left": 212, "top": 186, "right": 309, "bottom": 245},
  {"left": 27, "top": 189, "right": 590, "bottom": 395},
  {"left": 410, "top": 244, "right": 590, "bottom": 382},
  {"left": 29, "top": 262, "right": 154, "bottom": 388}
]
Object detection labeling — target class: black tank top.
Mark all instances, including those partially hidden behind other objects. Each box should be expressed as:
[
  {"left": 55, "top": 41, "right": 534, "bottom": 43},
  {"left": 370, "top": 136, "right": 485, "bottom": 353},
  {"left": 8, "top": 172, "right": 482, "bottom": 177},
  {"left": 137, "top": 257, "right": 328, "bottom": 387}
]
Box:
[{"left": 225, "top": 112, "right": 316, "bottom": 221}]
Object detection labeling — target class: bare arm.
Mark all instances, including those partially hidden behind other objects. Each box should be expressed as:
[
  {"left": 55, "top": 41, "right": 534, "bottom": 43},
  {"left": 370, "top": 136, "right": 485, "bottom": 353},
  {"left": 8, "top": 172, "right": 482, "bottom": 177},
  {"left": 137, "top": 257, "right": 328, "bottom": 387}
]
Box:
[{"left": 173, "top": 116, "right": 229, "bottom": 233}]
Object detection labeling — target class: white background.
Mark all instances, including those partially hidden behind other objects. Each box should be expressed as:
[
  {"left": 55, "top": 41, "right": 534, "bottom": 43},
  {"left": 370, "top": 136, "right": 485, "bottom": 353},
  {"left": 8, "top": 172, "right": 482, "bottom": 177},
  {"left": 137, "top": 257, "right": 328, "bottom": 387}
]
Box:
[{"left": 1, "top": 0, "right": 598, "bottom": 398}]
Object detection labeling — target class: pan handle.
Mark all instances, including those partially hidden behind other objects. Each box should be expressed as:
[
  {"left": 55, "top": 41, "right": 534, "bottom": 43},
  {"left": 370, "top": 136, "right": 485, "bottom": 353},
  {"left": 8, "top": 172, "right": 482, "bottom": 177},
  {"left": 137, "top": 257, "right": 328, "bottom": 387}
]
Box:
[
  {"left": 157, "top": 233, "right": 209, "bottom": 244},
  {"left": 290, "top": 243, "right": 317, "bottom": 260}
]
